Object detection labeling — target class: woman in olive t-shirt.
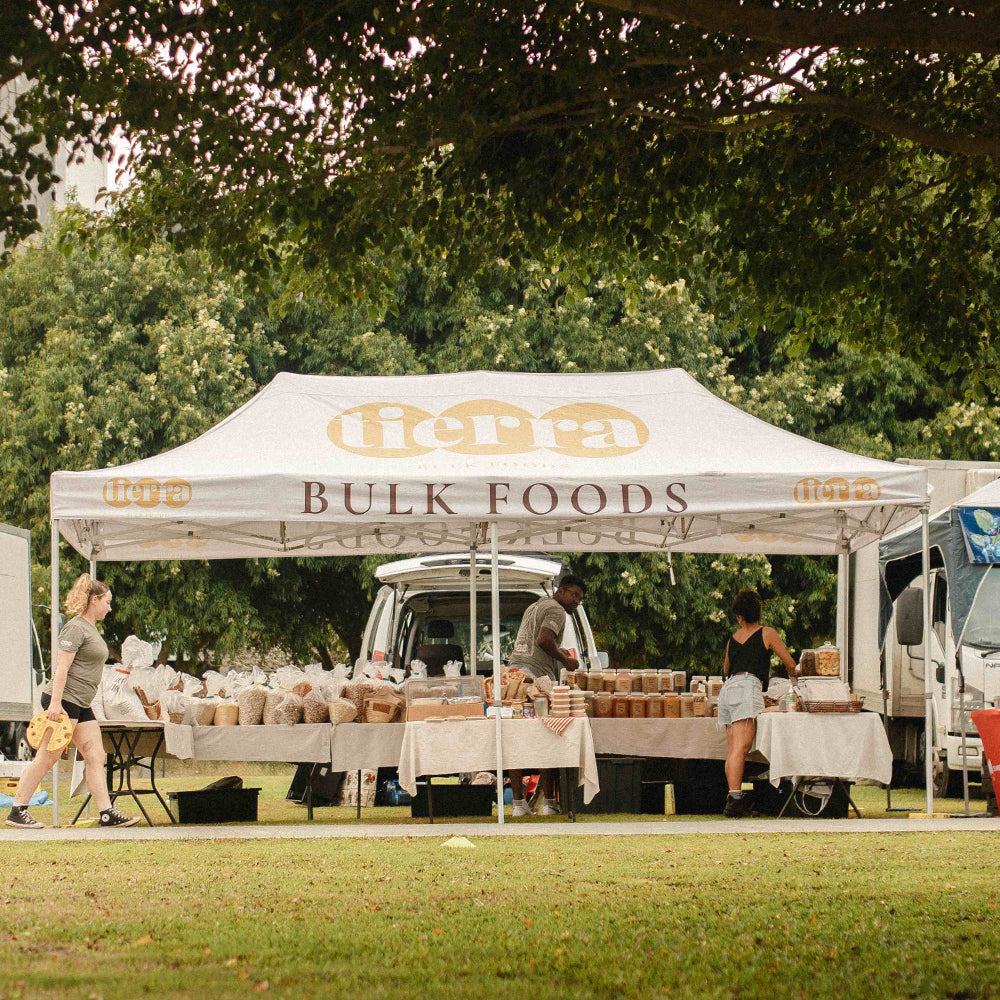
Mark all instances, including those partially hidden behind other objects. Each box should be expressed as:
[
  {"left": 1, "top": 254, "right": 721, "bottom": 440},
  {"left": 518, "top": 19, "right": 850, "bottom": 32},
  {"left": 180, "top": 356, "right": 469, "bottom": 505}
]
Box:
[{"left": 6, "top": 574, "right": 139, "bottom": 829}]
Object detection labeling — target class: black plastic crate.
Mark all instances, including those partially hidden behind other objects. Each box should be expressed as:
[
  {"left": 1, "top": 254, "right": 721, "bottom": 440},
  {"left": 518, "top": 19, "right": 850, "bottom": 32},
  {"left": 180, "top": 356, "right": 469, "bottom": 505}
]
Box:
[
  {"left": 410, "top": 783, "right": 494, "bottom": 818},
  {"left": 573, "top": 756, "right": 644, "bottom": 814},
  {"left": 168, "top": 788, "right": 260, "bottom": 824}
]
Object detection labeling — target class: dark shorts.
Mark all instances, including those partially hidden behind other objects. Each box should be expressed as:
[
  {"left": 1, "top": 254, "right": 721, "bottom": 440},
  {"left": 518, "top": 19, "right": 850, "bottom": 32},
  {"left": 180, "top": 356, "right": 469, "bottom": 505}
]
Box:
[{"left": 41, "top": 692, "right": 96, "bottom": 725}]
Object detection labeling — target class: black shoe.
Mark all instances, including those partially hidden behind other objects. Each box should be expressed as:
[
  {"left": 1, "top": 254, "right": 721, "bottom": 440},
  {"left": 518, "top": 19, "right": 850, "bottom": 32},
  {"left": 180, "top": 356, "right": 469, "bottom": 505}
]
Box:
[
  {"left": 723, "top": 794, "right": 750, "bottom": 818},
  {"left": 5, "top": 805, "right": 44, "bottom": 829},
  {"left": 99, "top": 807, "right": 140, "bottom": 828}
]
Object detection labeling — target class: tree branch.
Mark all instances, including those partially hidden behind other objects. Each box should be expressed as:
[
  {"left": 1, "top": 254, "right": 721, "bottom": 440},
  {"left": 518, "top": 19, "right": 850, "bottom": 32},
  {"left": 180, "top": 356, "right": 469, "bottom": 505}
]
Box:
[{"left": 591, "top": 1, "right": 1000, "bottom": 56}]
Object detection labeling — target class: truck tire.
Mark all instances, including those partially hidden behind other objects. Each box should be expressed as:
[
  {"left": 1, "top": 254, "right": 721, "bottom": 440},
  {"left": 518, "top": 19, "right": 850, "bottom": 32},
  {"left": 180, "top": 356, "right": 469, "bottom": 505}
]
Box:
[{"left": 932, "top": 761, "right": 962, "bottom": 799}]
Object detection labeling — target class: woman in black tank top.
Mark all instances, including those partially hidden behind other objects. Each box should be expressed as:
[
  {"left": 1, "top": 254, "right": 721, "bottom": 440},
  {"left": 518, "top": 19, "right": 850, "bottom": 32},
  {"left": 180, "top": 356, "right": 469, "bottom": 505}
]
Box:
[{"left": 720, "top": 590, "right": 798, "bottom": 817}]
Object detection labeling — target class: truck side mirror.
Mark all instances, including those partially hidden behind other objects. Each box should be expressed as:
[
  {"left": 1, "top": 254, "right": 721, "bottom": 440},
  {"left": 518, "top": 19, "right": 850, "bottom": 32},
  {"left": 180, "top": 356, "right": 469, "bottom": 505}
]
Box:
[
  {"left": 596, "top": 651, "right": 609, "bottom": 670},
  {"left": 895, "top": 587, "right": 924, "bottom": 647}
]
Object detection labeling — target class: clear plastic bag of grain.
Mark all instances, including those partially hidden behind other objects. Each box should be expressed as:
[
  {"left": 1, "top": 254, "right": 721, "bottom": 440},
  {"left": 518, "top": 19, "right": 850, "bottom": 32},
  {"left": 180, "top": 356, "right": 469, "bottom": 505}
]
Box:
[
  {"left": 194, "top": 697, "right": 219, "bottom": 726},
  {"left": 343, "top": 680, "right": 375, "bottom": 719},
  {"left": 328, "top": 698, "right": 358, "bottom": 724},
  {"left": 292, "top": 680, "right": 313, "bottom": 699},
  {"left": 262, "top": 687, "right": 283, "bottom": 725},
  {"left": 273, "top": 690, "right": 303, "bottom": 725},
  {"left": 302, "top": 687, "right": 329, "bottom": 724},
  {"left": 238, "top": 684, "right": 267, "bottom": 725}
]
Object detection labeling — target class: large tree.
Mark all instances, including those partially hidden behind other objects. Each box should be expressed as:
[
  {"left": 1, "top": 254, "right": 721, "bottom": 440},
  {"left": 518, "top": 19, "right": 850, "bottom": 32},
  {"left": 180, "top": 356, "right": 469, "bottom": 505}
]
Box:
[{"left": 5, "top": 2, "right": 1000, "bottom": 390}]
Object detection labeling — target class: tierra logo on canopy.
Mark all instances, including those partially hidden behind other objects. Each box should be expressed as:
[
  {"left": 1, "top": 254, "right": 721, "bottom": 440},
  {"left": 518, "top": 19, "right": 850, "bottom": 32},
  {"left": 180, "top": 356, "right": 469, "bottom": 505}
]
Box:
[
  {"left": 102, "top": 478, "right": 192, "bottom": 509},
  {"left": 327, "top": 400, "right": 649, "bottom": 459}
]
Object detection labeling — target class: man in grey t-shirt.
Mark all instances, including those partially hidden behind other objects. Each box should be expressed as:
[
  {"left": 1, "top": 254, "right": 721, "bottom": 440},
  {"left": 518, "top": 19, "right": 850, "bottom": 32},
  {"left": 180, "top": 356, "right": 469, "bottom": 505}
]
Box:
[{"left": 508, "top": 575, "right": 587, "bottom": 816}]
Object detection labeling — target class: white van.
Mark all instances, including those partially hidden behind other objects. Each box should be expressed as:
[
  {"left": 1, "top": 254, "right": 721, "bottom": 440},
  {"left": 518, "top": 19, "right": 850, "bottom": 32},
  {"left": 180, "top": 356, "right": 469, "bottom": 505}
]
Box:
[{"left": 359, "top": 553, "right": 602, "bottom": 676}]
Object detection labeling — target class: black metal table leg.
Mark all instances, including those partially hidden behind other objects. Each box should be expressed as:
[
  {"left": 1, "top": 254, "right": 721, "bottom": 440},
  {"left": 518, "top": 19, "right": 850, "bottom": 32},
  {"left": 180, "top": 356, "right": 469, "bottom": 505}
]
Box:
[
  {"left": 426, "top": 776, "right": 434, "bottom": 824},
  {"left": 356, "top": 769, "right": 362, "bottom": 819}
]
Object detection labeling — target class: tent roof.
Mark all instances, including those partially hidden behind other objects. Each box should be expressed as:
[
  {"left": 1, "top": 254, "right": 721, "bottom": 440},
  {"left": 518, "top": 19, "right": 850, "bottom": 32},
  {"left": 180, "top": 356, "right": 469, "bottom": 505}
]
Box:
[
  {"left": 957, "top": 476, "right": 1000, "bottom": 510},
  {"left": 50, "top": 369, "right": 929, "bottom": 560}
]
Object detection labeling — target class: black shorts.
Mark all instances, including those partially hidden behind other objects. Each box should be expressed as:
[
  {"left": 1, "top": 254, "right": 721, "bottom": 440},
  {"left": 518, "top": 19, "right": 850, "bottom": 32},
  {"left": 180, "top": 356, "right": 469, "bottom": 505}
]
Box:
[{"left": 40, "top": 692, "right": 96, "bottom": 725}]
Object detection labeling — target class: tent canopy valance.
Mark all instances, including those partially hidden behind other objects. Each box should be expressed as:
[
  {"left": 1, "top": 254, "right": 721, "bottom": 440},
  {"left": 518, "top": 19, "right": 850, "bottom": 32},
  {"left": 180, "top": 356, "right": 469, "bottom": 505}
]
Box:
[{"left": 50, "top": 369, "right": 930, "bottom": 561}]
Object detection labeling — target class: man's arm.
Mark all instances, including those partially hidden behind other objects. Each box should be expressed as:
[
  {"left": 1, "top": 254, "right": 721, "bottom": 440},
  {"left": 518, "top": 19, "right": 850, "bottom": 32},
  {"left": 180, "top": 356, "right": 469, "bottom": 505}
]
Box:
[{"left": 536, "top": 627, "right": 579, "bottom": 670}]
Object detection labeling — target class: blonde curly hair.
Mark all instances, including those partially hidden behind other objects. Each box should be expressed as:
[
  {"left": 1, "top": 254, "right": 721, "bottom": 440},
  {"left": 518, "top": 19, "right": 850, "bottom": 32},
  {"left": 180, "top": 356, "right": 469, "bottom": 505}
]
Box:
[{"left": 64, "top": 573, "right": 110, "bottom": 616}]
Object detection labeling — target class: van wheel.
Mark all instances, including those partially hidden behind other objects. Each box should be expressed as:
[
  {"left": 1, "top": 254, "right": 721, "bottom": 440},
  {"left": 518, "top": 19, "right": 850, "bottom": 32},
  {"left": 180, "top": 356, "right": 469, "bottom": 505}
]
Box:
[{"left": 13, "top": 723, "right": 33, "bottom": 761}]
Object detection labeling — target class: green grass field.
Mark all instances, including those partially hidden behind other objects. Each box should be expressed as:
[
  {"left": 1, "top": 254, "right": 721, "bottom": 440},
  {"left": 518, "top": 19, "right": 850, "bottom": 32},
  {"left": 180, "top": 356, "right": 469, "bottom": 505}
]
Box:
[{"left": 1, "top": 830, "right": 998, "bottom": 1000}]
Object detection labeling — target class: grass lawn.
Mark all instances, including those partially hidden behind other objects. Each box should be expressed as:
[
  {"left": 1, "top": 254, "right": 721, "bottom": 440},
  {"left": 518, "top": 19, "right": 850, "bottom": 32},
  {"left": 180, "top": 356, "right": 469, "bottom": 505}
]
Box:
[{"left": 1, "top": 830, "right": 998, "bottom": 1000}]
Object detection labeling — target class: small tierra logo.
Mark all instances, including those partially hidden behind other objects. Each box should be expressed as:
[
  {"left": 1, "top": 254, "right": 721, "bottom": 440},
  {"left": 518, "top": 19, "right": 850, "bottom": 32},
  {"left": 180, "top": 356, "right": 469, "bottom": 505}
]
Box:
[{"left": 102, "top": 478, "right": 193, "bottom": 509}]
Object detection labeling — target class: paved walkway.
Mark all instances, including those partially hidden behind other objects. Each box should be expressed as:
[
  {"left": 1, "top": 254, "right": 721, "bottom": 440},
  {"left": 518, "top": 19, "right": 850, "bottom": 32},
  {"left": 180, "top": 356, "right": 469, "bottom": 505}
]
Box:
[{"left": 1, "top": 815, "right": 996, "bottom": 842}]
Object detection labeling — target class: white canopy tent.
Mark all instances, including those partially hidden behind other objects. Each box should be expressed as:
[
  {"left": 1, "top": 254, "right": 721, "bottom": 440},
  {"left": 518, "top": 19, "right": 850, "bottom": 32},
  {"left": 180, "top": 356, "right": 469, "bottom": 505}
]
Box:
[{"left": 48, "top": 369, "right": 937, "bottom": 817}]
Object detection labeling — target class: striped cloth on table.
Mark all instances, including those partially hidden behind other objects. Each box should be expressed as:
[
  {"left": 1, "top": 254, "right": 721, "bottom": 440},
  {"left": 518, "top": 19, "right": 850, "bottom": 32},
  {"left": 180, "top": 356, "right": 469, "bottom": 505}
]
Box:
[{"left": 541, "top": 716, "right": 574, "bottom": 737}]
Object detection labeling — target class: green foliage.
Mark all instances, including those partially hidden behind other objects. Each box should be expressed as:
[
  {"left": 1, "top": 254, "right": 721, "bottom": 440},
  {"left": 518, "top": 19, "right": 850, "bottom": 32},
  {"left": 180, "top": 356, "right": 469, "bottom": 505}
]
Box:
[
  {"left": 6, "top": 3, "right": 1000, "bottom": 392},
  {"left": 0, "top": 209, "right": 376, "bottom": 665}
]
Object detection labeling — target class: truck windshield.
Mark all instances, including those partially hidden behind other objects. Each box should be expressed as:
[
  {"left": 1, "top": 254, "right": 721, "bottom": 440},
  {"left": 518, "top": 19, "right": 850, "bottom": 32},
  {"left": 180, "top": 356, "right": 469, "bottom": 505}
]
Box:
[{"left": 963, "top": 569, "right": 1000, "bottom": 648}]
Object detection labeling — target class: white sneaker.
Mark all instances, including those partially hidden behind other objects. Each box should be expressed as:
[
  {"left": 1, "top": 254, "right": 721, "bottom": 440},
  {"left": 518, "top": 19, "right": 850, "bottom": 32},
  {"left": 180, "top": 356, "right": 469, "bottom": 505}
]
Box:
[
  {"left": 536, "top": 797, "right": 560, "bottom": 816},
  {"left": 511, "top": 798, "right": 534, "bottom": 817}
]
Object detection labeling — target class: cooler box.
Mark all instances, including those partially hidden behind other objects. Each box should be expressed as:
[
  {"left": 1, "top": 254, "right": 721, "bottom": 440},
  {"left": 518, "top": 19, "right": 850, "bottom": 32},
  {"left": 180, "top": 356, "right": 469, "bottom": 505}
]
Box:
[
  {"left": 168, "top": 788, "right": 260, "bottom": 824},
  {"left": 410, "top": 782, "right": 494, "bottom": 818},
  {"left": 573, "top": 756, "right": 644, "bottom": 814}
]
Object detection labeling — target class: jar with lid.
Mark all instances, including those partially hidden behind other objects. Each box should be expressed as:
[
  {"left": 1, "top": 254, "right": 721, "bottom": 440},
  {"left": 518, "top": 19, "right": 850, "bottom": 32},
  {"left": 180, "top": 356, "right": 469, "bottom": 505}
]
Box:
[
  {"left": 689, "top": 675, "right": 708, "bottom": 696},
  {"left": 641, "top": 670, "right": 659, "bottom": 694},
  {"left": 587, "top": 671, "right": 604, "bottom": 693},
  {"left": 602, "top": 671, "right": 618, "bottom": 693},
  {"left": 659, "top": 669, "right": 675, "bottom": 692},
  {"left": 646, "top": 693, "right": 665, "bottom": 718},
  {"left": 692, "top": 693, "right": 708, "bottom": 717},
  {"left": 612, "top": 693, "right": 630, "bottom": 718},
  {"left": 614, "top": 671, "right": 633, "bottom": 693},
  {"left": 628, "top": 693, "right": 646, "bottom": 718},
  {"left": 662, "top": 693, "right": 680, "bottom": 718},
  {"left": 631, "top": 672, "right": 644, "bottom": 693},
  {"left": 679, "top": 693, "right": 695, "bottom": 718},
  {"left": 594, "top": 692, "right": 613, "bottom": 718},
  {"left": 672, "top": 670, "right": 687, "bottom": 692}
]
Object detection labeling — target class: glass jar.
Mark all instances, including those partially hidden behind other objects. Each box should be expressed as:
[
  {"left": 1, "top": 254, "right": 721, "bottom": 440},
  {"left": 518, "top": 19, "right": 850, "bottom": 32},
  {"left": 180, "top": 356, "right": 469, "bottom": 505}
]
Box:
[
  {"left": 612, "top": 693, "right": 630, "bottom": 718},
  {"left": 594, "top": 692, "right": 613, "bottom": 718},
  {"left": 628, "top": 693, "right": 647, "bottom": 718}
]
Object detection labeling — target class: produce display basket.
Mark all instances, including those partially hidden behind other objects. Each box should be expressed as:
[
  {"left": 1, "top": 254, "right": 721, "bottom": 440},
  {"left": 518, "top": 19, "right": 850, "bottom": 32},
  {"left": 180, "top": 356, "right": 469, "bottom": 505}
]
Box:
[{"left": 801, "top": 696, "right": 865, "bottom": 713}]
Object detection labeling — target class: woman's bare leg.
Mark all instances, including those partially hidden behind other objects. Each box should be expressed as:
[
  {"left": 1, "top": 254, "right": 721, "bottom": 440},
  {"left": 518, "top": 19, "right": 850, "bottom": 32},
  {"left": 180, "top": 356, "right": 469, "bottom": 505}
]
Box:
[
  {"left": 72, "top": 721, "right": 112, "bottom": 812},
  {"left": 13, "top": 738, "right": 69, "bottom": 807},
  {"left": 725, "top": 718, "right": 757, "bottom": 791}
]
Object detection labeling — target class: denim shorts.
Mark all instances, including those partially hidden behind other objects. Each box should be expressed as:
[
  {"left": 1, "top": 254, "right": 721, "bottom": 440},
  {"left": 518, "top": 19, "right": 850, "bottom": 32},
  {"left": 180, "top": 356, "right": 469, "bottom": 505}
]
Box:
[{"left": 717, "top": 673, "right": 764, "bottom": 728}]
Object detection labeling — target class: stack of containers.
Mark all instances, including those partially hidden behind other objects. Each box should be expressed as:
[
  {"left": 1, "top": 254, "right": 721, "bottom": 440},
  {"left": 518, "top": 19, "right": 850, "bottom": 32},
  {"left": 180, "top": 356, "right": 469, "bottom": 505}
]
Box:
[
  {"left": 569, "top": 689, "right": 586, "bottom": 717},
  {"left": 550, "top": 685, "right": 571, "bottom": 717}
]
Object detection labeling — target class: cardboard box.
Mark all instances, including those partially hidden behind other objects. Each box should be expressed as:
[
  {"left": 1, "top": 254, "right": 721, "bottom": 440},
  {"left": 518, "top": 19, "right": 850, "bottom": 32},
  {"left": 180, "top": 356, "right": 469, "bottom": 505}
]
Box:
[{"left": 406, "top": 702, "right": 484, "bottom": 722}]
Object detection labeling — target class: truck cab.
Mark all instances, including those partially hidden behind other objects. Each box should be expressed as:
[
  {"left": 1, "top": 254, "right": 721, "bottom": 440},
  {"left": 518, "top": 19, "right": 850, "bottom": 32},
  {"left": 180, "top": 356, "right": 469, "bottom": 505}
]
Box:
[
  {"left": 358, "top": 553, "right": 601, "bottom": 676},
  {"left": 886, "top": 566, "right": 1000, "bottom": 794}
]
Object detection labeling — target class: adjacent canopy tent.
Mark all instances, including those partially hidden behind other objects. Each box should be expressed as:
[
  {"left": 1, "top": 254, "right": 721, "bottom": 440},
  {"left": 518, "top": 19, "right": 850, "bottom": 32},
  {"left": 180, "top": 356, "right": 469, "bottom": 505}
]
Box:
[
  {"left": 50, "top": 369, "right": 929, "bottom": 561},
  {"left": 48, "top": 369, "right": 936, "bottom": 818}
]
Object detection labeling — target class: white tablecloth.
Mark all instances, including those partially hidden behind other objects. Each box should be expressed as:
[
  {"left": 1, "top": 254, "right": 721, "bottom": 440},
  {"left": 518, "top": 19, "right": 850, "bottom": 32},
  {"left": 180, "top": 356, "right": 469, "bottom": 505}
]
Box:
[
  {"left": 752, "top": 712, "right": 893, "bottom": 785},
  {"left": 329, "top": 723, "right": 405, "bottom": 771},
  {"left": 163, "top": 722, "right": 332, "bottom": 762},
  {"left": 398, "top": 718, "right": 600, "bottom": 803},
  {"left": 590, "top": 718, "right": 729, "bottom": 759}
]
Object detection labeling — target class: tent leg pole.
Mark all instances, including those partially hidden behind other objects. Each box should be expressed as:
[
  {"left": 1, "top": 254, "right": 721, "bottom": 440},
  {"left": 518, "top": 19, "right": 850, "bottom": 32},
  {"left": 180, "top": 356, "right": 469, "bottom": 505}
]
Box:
[
  {"left": 490, "top": 523, "right": 504, "bottom": 826},
  {"left": 921, "top": 508, "right": 934, "bottom": 816},
  {"left": 50, "top": 520, "right": 60, "bottom": 828},
  {"left": 836, "top": 552, "right": 849, "bottom": 684},
  {"left": 469, "top": 531, "right": 478, "bottom": 676}
]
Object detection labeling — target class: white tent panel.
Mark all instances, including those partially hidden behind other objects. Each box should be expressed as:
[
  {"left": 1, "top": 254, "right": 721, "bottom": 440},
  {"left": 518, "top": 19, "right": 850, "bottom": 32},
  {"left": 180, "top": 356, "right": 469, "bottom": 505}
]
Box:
[{"left": 50, "top": 369, "right": 929, "bottom": 559}]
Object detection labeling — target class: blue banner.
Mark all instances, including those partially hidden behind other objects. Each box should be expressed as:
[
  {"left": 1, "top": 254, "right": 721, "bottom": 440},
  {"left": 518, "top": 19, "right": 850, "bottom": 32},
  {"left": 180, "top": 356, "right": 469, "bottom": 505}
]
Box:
[{"left": 958, "top": 506, "right": 1000, "bottom": 564}]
